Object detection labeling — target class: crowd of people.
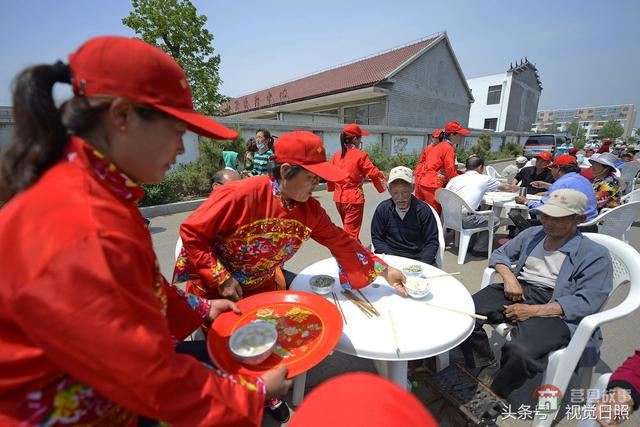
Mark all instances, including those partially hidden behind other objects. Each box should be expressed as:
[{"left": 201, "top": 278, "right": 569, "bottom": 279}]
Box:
[{"left": 0, "top": 34, "right": 638, "bottom": 427}]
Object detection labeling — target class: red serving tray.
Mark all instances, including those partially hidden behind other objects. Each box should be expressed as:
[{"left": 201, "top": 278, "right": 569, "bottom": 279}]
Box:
[{"left": 208, "top": 290, "right": 343, "bottom": 378}]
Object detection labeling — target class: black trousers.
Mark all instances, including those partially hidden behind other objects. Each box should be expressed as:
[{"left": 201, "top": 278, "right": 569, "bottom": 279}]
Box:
[{"left": 460, "top": 282, "right": 571, "bottom": 398}]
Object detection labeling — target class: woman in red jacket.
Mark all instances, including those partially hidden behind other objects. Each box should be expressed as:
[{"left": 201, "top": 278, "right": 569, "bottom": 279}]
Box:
[
  {"left": 414, "top": 121, "right": 469, "bottom": 214},
  {"left": 328, "top": 124, "right": 386, "bottom": 240},
  {"left": 0, "top": 36, "right": 290, "bottom": 427}
]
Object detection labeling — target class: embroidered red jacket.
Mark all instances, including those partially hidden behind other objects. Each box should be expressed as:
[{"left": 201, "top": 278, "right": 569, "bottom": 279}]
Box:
[
  {"left": 0, "top": 137, "right": 265, "bottom": 427},
  {"left": 175, "top": 176, "right": 386, "bottom": 298}
]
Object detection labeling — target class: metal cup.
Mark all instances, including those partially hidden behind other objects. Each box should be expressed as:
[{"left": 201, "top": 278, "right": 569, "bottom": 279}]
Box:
[{"left": 519, "top": 187, "right": 528, "bottom": 197}]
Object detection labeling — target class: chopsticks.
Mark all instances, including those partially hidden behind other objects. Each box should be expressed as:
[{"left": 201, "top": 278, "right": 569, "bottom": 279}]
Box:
[
  {"left": 388, "top": 310, "right": 400, "bottom": 358},
  {"left": 423, "top": 301, "right": 488, "bottom": 320},
  {"left": 342, "top": 290, "right": 379, "bottom": 318},
  {"left": 422, "top": 272, "right": 461, "bottom": 280},
  {"left": 331, "top": 291, "right": 348, "bottom": 325},
  {"left": 356, "top": 289, "right": 381, "bottom": 316}
]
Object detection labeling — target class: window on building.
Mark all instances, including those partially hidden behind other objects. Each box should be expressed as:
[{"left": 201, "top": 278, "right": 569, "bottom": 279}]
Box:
[
  {"left": 483, "top": 118, "right": 498, "bottom": 130},
  {"left": 486, "top": 85, "right": 502, "bottom": 105},
  {"left": 315, "top": 109, "right": 339, "bottom": 116},
  {"left": 343, "top": 102, "right": 384, "bottom": 125}
]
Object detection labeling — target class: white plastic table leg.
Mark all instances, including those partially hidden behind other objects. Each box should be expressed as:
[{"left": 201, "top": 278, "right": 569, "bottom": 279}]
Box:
[
  {"left": 372, "top": 359, "right": 389, "bottom": 378},
  {"left": 387, "top": 361, "right": 409, "bottom": 390},
  {"left": 292, "top": 373, "right": 307, "bottom": 406},
  {"left": 435, "top": 351, "right": 450, "bottom": 371}
]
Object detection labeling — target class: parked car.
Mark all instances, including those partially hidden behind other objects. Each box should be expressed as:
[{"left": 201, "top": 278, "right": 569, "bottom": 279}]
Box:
[{"left": 523, "top": 134, "right": 567, "bottom": 158}]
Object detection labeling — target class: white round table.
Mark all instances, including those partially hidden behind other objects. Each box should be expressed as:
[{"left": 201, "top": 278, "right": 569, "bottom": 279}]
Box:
[
  {"left": 484, "top": 192, "right": 543, "bottom": 218},
  {"left": 289, "top": 254, "right": 475, "bottom": 404}
]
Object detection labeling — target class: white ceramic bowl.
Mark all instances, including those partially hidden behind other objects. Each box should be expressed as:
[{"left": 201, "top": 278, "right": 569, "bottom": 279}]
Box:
[
  {"left": 404, "top": 276, "right": 431, "bottom": 299},
  {"left": 402, "top": 264, "right": 424, "bottom": 278},
  {"left": 229, "top": 321, "right": 278, "bottom": 365},
  {"left": 310, "top": 275, "right": 335, "bottom": 295}
]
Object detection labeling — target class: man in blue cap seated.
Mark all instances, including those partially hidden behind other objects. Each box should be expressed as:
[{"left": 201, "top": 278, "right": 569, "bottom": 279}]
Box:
[{"left": 461, "top": 189, "right": 612, "bottom": 409}]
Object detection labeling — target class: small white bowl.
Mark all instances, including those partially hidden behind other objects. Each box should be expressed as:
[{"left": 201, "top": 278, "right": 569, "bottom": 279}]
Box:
[
  {"left": 229, "top": 321, "right": 278, "bottom": 365},
  {"left": 402, "top": 264, "right": 424, "bottom": 278},
  {"left": 310, "top": 275, "right": 335, "bottom": 295},
  {"left": 404, "top": 276, "right": 431, "bottom": 299}
]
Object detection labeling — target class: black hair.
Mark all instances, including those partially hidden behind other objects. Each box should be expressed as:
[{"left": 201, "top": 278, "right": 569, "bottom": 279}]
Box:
[
  {"left": 256, "top": 128, "right": 275, "bottom": 150},
  {"left": 339, "top": 132, "right": 359, "bottom": 158},
  {"left": 558, "top": 165, "right": 580, "bottom": 174},
  {"left": 0, "top": 62, "right": 168, "bottom": 202},
  {"left": 270, "top": 163, "right": 303, "bottom": 180},
  {"left": 465, "top": 155, "right": 485, "bottom": 170}
]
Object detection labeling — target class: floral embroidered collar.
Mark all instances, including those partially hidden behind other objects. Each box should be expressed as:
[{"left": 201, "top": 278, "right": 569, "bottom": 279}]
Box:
[
  {"left": 270, "top": 177, "right": 297, "bottom": 212},
  {"left": 67, "top": 137, "right": 145, "bottom": 203}
]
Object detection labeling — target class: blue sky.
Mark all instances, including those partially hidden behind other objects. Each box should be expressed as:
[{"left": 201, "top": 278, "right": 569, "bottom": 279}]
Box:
[{"left": 2, "top": 0, "right": 639, "bottom": 125}]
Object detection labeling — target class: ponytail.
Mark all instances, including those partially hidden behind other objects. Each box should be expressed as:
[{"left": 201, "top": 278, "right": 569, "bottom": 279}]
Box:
[
  {"left": 0, "top": 63, "right": 71, "bottom": 201},
  {"left": 339, "top": 132, "right": 357, "bottom": 159}
]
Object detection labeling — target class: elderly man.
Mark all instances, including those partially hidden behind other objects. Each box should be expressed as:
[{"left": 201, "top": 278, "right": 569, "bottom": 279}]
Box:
[
  {"left": 501, "top": 156, "right": 528, "bottom": 183},
  {"left": 461, "top": 189, "right": 612, "bottom": 404},
  {"left": 445, "top": 155, "right": 516, "bottom": 254},
  {"left": 512, "top": 152, "right": 555, "bottom": 195},
  {"left": 211, "top": 168, "right": 241, "bottom": 190},
  {"left": 516, "top": 154, "right": 598, "bottom": 222},
  {"left": 370, "top": 166, "right": 440, "bottom": 265}
]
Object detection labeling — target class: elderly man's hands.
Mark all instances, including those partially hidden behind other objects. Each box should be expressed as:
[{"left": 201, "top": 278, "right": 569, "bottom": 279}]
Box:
[
  {"left": 503, "top": 278, "right": 524, "bottom": 302},
  {"left": 504, "top": 303, "right": 539, "bottom": 322},
  {"left": 515, "top": 195, "right": 528, "bottom": 205}
]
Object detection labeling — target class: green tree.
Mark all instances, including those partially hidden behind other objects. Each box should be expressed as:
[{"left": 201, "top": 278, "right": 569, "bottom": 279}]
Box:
[
  {"left": 545, "top": 122, "right": 560, "bottom": 132},
  {"left": 635, "top": 128, "right": 640, "bottom": 138},
  {"left": 598, "top": 120, "right": 624, "bottom": 140},
  {"left": 566, "top": 120, "right": 585, "bottom": 138},
  {"left": 123, "top": 0, "right": 226, "bottom": 115}
]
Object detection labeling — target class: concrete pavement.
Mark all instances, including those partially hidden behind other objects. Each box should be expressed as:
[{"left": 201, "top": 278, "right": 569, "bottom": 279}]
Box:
[{"left": 149, "top": 159, "right": 640, "bottom": 426}]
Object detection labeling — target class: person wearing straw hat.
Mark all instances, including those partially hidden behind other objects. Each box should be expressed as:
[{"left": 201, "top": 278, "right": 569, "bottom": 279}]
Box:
[
  {"left": 370, "top": 166, "right": 440, "bottom": 265},
  {"left": 327, "top": 123, "right": 387, "bottom": 240},
  {"left": 175, "top": 130, "right": 407, "bottom": 300},
  {"left": 414, "top": 121, "right": 468, "bottom": 214},
  {"left": 461, "top": 189, "right": 612, "bottom": 405},
  {"left": 0, "top": 36, "right": 291, "bottom": 427},
  {"left": 589, "top": 152, "right": 622, "bottom": 211}
]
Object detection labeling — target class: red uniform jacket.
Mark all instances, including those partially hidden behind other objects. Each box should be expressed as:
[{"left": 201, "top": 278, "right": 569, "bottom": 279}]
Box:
[
  {"left": 327, "top": 147, "right": 386, "bottom": 204},
  {"left": 175, "top": 176, "right": 387, "bottom": 298},
  {"left": 609, "top": 350, "right": 640, "bottom": 409},
  {"left": 414, "top": 141, "right": 458, "bottom": 189},
  {"left": 0, "top": 137, "right": 265, "bottom": 427}
]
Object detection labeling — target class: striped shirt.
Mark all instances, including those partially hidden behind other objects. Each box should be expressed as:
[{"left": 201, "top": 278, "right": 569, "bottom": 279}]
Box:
[{"left": 251, "top": 149, "right": 273, "bottom": 176}]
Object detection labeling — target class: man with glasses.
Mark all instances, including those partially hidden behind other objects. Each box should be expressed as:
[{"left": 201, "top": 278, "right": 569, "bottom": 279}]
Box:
[{"left": 370, "top": 166, "right": 440, "bottom": 266}]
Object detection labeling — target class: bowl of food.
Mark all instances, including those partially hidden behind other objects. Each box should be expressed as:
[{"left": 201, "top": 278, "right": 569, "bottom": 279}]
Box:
[
  {"left": 402, "top": 264, "right": 424, "bottom": 278},
  {"left": 310, "top": 275, "right": 335, "bottom": 295},
  {"left": 228, "top": 321, "right": 278, "bottom": 365},
  {"left": 403, "top": 276, "right": 430, "bottom": 299}
]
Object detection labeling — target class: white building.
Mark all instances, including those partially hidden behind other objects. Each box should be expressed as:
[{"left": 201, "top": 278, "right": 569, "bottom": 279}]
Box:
[{"left": 467, "top": 59, "right": 542, "bottom": 132}]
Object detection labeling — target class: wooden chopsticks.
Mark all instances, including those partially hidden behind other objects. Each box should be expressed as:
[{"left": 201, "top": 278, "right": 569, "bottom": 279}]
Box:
[
  {"left": 356, "top": 289, "right": 381, "bottom": 316},
  {"left": 331, "top": 291, "right": 348, "bottom": 325},
  {"left": 342, "top": 290, "right": 379, "bottom": 318}
]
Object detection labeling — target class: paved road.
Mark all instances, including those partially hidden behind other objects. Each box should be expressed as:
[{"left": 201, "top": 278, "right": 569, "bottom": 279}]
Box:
[{"left": 149, "top": 159, "right": 640, "bottom": 426}]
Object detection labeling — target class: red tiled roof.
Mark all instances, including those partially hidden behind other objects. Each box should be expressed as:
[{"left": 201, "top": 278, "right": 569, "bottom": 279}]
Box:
[{"left": 221, "top": 36, "right": 441, "bottom": 116}]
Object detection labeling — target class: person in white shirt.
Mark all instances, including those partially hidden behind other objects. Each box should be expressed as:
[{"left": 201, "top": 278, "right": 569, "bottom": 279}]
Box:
[
  {"left": 501, "top": 156, "right": 528, "bottom": 183},
  {"left": 445, "top": 155, "right": 516, "bottom": 253}
]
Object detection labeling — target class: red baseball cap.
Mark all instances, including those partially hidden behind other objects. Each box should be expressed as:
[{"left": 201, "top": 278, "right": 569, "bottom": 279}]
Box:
[
  {"left": 444, "top": 120, "right": 471, "bottom": 135},
  {"left": 536, "top": 152, "right": 553, "bottom": 161},
  {"left": 273, "top": 131, "right": 348, "bottom": 182},
  {"left": 343, "top": 123, "right": 369, "bottom": 138},
  {"left": 548, "top": 154, "right": 578, "bottom": 168},
  {"left": 568, "top": 147, "right": 579, "bottom": 155},
  {"left": 68, "top": 36, "right": 237, "bottom": 140},
  {"left": 432, "top": 129, "right": 442, "bottom": 138},
  {"left": 290, "top": 373, "right": 438, "bottom": 427}
]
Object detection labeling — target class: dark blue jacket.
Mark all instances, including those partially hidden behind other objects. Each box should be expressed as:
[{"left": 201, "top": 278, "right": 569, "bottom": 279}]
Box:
[{"left": 370, "top": 196, "right": 439, "bottom": 265}]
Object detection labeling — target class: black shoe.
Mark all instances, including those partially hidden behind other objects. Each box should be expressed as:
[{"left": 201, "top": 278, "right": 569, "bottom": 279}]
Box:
[
  {"left": 266, "top": 401, "right": 290, "bottom": 423},
  {"left": 480, "top": 401, "right": 506, "bottom": 425},
  {"left": 477, "top": 361, "right": 500, "bottom": 386}
]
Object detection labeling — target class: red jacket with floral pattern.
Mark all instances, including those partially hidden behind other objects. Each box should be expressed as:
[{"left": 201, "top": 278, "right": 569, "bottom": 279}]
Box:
[
  {"left": 0, "top": 137, "right": 265, "bottom": 427},
  {"left": 175, "top": 176, "right": 387, "bottom": 298}
]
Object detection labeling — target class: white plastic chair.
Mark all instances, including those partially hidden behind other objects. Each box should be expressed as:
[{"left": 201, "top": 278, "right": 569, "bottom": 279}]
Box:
[
  {"left": 575, "top": 373, "right": 613, "bottom": 427},
  {"left": 578, "top": 202, "right": 640, "bottom": 243},
  {"left": 618, "top": 162, "right": 640, "bottom": 194},
  {"left": 479, "top": 233, "right": 640, "bottom": 427},
  {"left": 436, "top": 188, "right": 496, "bottom": 264},
  {"left": 486, "top": 165, "right": 507, "bottom": 183},
  {"left": 622, "top": 188, "right": 640, "bottom": 204}
]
